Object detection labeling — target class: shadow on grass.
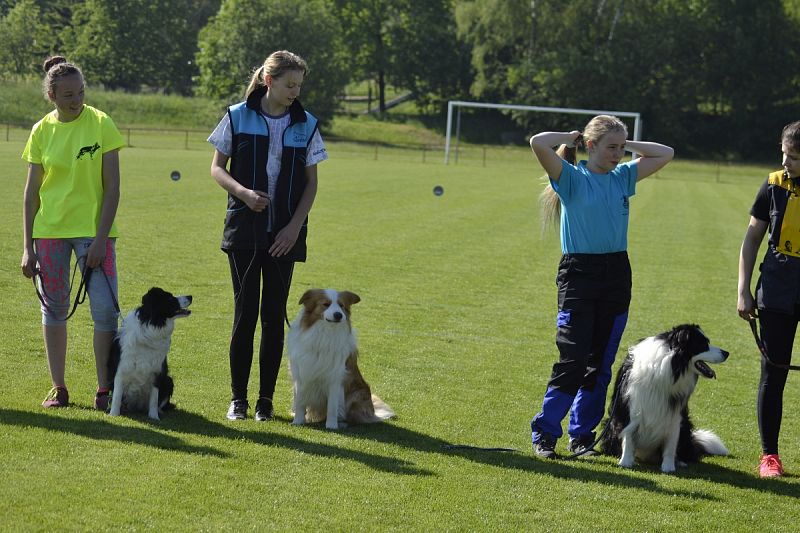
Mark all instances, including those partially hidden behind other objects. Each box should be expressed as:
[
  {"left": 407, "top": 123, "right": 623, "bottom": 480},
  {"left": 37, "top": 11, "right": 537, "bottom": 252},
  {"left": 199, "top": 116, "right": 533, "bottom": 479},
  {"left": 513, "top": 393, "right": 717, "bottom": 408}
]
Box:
[
  {"left": 0, "top": 408, "right": 226, "bottom": 457},
  {"left": 681, "top": 460, "right": 799, "bottom": 498},
  {"left": 164, "top": 410, "right": 431, "bottom": 476},
  {"left": 232, "top": 418, "right": 716, "bottom": 498},
  {"left": 0, "top": 408, "right": 430, "bottom": 476},
  {"left": 343, "top": 422, "right": 799, "bottom": 498}
]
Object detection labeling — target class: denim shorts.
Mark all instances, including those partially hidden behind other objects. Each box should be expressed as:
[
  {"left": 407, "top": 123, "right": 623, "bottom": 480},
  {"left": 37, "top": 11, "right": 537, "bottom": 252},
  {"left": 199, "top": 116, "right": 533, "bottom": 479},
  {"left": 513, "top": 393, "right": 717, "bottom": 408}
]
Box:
[{"left": 34, "top": 237, "right": 119, "bottom": 330}]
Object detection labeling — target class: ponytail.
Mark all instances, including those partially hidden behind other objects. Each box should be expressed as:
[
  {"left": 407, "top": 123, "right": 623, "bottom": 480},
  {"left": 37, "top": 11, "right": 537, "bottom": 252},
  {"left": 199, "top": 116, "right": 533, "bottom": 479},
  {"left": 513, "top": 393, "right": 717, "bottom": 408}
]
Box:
[
  {"left": 245, "top": 51, "right": 308, "bottom": 100},
  {"left": 539, "top": 142, "right": 580, "bottom": 230},
  {"left": 244, "top": 65, "right": 266, "bottom": 99}
]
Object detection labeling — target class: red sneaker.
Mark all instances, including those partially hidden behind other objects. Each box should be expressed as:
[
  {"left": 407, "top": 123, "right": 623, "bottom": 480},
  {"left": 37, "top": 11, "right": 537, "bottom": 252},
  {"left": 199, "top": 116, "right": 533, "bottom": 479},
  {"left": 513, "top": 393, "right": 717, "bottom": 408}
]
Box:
[
  {"left": 759, "top": 454, "right": 784, "bottom": 478},
  {"left": 42, "top": 386, "right": 69, "bottom": 408},
  {"left": 94, "top": 390, "right": 111, "bottom": 411}
]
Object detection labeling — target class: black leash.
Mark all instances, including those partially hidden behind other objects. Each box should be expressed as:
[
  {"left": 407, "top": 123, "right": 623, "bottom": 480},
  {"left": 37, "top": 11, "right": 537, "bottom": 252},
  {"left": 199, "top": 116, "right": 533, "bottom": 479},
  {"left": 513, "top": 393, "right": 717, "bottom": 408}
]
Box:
[
  {"left": 33, "top": 257, "right": 120, "bottom": 321},
  {"left": 561, "top": 418, "right": 610, "bottom": 460},
  {"left": 441, "top": 431, "right": 605, "bottom": 458},
  {"left": 442, "top": 388, "right": 620, "bottom": 459},
  {"left": 442, "top": 444, "right": 519, "bottom": 452},
  {"left": 748, "top": 315, "right": 800, "bottom": 371}
]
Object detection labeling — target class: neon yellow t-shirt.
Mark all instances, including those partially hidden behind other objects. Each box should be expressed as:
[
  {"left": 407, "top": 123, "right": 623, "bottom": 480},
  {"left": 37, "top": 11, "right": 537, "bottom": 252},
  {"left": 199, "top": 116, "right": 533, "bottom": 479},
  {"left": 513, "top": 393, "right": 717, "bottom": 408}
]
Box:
[{"left": 21, "top": 105, "right": 125, "bottom": 238}]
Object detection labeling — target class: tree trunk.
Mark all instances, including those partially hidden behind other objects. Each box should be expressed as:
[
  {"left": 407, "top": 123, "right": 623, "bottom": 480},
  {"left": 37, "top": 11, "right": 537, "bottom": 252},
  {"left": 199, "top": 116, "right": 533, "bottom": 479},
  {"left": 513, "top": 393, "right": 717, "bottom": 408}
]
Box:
[{"left": 378, "top": 70, "right": 386, "bottom": 112}]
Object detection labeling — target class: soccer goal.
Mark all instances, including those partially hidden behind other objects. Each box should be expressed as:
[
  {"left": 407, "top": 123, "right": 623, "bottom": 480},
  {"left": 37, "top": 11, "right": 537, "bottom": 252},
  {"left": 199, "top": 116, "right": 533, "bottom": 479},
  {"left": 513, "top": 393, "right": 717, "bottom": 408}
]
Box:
[{"left": 443, "top": 100, "right": 642, "bottom": 164}]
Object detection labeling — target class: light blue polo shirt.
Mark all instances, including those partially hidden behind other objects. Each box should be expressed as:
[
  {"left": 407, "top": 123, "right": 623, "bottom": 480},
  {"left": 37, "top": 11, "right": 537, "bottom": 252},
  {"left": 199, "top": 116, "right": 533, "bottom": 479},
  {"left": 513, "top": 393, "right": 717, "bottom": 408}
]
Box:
[{"left": 550, "top": 158, "right": 638, "bottom": 254}]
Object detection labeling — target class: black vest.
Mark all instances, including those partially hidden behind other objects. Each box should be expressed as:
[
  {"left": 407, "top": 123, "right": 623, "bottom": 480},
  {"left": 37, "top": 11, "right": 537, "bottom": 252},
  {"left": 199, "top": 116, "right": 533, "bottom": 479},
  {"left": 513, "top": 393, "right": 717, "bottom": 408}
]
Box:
[{"left": 221, "top": 86, "right": 319, "bottom": 262}]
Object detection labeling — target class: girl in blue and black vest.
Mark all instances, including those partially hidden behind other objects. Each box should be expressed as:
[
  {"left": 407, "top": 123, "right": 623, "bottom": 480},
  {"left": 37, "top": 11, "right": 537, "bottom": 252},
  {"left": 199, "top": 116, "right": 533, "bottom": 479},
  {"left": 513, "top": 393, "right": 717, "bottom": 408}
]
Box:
[
  {"left": 738, "top": 120, "right": 800, "bottom": 478},
  {"left": 208, "top": 50, "right": 328, "bottom": 422},
  {"left": 528, "top": 115, "right": 673, "bottom": 459}
]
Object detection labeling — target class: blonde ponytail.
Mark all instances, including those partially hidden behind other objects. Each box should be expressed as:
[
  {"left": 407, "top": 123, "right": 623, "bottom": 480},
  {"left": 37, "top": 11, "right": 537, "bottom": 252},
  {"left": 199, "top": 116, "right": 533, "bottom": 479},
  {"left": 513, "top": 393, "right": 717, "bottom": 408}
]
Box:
[
  {"left": 245, "top": 50, "right": 309, "bottom": 99},
  {"left": 539, "top": 144, "right": 577, "bottom": 229}
]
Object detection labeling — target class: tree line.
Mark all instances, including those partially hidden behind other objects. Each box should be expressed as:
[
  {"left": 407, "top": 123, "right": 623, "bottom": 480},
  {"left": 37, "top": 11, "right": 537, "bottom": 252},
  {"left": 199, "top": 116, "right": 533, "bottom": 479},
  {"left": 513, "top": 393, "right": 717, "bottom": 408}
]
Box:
[{"left": 0, "top": 0, "right": 797, "bottom": 159}]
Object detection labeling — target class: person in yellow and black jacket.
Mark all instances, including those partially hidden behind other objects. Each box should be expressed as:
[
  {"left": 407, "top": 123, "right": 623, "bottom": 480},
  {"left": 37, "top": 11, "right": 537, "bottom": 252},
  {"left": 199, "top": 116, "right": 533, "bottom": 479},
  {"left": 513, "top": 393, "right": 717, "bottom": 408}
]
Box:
[
  {"left": 208, "top": 50, "right": 327, "bottom": 422},
  {"left": 738, "top": 120, "right": 800, "bottom": 478}
]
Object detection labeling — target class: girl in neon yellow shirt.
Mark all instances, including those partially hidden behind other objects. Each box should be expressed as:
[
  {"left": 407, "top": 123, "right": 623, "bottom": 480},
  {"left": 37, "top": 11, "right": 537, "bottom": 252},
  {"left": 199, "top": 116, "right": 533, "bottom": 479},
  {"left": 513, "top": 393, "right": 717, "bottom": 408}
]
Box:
[{"left": 21, "top": 56, "right": 124, "bottom": 410}]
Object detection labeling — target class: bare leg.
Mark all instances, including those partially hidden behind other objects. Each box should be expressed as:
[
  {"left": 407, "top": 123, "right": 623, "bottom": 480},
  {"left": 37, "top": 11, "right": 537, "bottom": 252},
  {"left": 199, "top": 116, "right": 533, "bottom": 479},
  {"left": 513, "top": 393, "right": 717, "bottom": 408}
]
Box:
[{"left": 43, "top": 324, "right": 67, "bottom": 387}]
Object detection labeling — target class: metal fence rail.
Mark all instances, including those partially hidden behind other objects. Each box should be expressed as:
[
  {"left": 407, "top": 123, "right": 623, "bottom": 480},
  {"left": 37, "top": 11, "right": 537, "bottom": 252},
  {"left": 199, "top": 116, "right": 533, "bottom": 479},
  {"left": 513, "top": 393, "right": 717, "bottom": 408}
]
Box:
[{"left": 1, "top": 122, "right": 768, "bottom": 181}]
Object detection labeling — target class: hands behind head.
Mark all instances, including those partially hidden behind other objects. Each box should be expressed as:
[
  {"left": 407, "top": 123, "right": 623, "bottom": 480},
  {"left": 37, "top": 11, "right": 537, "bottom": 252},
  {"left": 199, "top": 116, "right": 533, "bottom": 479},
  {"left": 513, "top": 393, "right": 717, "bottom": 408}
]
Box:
[{"left": 567, "top": 131, "right": 584, "bottom": 149}]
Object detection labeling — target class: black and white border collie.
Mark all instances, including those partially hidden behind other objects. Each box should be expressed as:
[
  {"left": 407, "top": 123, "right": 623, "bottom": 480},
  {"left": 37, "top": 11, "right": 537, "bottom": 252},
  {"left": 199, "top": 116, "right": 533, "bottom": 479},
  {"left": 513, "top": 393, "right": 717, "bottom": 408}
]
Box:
[
  {"left": 601, "top": 324, "right": 729, "bottom": 473},
  {"left": 108, "top": 287, "right": 192, "bottom": 420}
]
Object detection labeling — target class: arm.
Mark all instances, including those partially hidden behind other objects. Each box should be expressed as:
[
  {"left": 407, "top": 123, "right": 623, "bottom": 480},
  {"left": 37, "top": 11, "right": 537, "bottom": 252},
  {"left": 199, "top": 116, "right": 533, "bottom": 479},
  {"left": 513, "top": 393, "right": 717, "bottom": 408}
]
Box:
[
  {"left": 270, "top": 164, "right": 318, "bottom": 257},
  {"left": 627, "top": 141, "right": 674, "bottom": 181},
  {"left": 21, "top": 163, "right": 44, "bottom": 278},
  {"left": 85, "top": 149, "right": 121, "bottom": 268},
  {"left": 210, "top": 149, "right": 269, "bottom": 212},
  {"left": 529, "top": 131, "right": 581, "bottom": 182},
  {"left": 737, "top": 216, "right": 768, "bottom": 320}
]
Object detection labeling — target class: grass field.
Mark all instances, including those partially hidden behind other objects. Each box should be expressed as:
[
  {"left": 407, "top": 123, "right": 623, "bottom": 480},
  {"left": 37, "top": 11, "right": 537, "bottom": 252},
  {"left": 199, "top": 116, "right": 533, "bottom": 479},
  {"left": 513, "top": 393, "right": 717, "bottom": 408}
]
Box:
[{"left": 1, "top": 136, "right": 798, "bottom": 532}]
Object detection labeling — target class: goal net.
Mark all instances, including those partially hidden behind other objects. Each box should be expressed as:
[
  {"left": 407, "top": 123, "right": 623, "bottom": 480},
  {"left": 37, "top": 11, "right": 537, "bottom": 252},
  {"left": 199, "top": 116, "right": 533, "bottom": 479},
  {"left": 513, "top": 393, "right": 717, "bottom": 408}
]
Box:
[{"left": 444, "top": 100, "right": 641, "bottom": 164}]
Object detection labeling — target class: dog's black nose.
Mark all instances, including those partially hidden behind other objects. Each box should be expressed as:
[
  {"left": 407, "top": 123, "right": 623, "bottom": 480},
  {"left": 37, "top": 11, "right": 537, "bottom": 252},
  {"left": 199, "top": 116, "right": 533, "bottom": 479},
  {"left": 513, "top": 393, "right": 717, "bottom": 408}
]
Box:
[
  {"left": 332, "top": 311, "right": 343, "bottom": 321},
  {"left": 721, "top": 350, "right": 729, "bottom": 360}
]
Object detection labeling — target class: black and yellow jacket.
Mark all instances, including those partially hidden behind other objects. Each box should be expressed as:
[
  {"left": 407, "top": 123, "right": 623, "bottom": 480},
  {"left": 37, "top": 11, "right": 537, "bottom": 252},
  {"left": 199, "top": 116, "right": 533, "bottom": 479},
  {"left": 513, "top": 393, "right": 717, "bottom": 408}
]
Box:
[
  {"left": 221, "top": 86, "right": 319, "bottom": 261},
  {"left": 752, "top": 169, "right": 800, "bottom": 313}
]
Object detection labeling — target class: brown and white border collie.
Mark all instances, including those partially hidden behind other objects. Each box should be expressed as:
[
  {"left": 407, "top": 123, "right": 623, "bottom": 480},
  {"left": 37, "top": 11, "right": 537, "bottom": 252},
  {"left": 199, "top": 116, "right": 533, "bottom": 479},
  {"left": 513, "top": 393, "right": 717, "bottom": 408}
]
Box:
[{"left": 286, "top": 289, "right": 394, "bottom": 430}]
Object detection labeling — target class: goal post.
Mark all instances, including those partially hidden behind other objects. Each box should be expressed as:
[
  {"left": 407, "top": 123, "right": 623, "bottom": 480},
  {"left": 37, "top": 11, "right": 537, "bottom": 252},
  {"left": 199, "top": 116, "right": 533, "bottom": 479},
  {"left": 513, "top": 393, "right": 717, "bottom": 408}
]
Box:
[{"left": 443, "top": 100, "right": 642, "bottom": 164}]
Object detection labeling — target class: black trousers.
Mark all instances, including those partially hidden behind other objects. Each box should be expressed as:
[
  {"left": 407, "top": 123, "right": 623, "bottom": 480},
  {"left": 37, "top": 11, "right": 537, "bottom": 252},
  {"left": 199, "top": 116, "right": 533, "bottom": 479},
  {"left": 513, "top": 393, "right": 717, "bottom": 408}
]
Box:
[
  {"left": 531, "top": 252, "right": 632, "bottom": 440},
  {"left": 551, "top": 252, "right": 631, "bottom": 393},
  {"left": 757, "top": 308, "right": 798, "bottom": 455},
  {"left": 227, "top": 249, "right": 294, "bottom": 402}
]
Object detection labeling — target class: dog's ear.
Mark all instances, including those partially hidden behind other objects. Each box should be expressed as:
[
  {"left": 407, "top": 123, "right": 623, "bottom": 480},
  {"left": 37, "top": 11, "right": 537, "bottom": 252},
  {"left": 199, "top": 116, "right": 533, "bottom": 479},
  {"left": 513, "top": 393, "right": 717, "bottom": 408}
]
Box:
[
  {"left": 142, "top": 287, "right": 159, "bottom": 306},
  {"left": 339, "top": 291, "right": 361, "bottom": 307},
  {"left": 298, "top": 289, "right": 321, "bottom": 307}
]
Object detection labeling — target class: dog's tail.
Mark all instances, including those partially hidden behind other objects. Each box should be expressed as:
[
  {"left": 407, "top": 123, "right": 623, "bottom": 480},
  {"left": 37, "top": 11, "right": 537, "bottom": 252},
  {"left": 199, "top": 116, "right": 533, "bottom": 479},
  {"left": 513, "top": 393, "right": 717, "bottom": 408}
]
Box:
[
  {"left": 371, "top": 394, "right": 395, "bottom": 420},
  {"left": 692, "top": 429, "right": 729, "bottom": 456}
]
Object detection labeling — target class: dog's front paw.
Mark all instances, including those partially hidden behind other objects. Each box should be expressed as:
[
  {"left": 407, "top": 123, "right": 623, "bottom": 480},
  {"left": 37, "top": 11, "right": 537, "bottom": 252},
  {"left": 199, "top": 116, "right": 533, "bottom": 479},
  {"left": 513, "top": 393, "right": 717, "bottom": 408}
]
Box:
[
  {"left": 618, "top": 457, "right": 634, "bottom": 468},
  {"left": 325, "top": 420, "right": 339, "bottom": 430},
  {"left": 148, "top": 411, "right": 160, "bottom": 421},
  {"left": 660, "top": 461, "right": 676, "bottom": 473},
  {"left": 291, "top": 417, "right": 305, "bottom": 425}
]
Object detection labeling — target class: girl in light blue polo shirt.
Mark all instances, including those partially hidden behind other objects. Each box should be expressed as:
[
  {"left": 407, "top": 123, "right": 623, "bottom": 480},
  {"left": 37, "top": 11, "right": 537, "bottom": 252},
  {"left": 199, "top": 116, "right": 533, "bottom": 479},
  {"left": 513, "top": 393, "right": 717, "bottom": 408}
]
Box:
[{"left": 528, "top": 115, "right": 674, "bottom": 459}]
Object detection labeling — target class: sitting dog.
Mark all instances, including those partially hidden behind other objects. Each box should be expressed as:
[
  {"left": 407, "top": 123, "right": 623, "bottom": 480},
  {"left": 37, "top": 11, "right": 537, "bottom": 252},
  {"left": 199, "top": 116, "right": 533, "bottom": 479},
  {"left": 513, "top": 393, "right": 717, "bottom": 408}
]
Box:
[
  {"left": 601, "top": 324, "right": 729, "bottom": 473},
  {"left": 286, "top": 289, "right": 395, "bottom": 430},
  {"left": 108, "top": 287, "right": 192, "bottom": 420}
]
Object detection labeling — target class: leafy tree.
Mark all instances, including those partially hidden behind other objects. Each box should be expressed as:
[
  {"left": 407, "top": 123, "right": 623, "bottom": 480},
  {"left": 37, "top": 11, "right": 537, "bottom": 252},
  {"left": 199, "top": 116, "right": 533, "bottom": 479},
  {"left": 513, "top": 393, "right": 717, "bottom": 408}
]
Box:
[
  {"left": 333, "top": 0, "right": 397, "bottom": 112},
  {"left": 455, "top": 0, "right": 533, "bottom": 102},
  {"left": 195, "top": 0, "right": 347, "bottom": 124},
  {"left": 0, "top": 0, "right": 51, "bottom": 77},
  {"left": 388, "top": 0, "right": 472, "bottom": 111},
  {"left": 334, "top": 0, "right": 471, "bottom": 112},
  {"left": 63, "top": 0, "right": 205, "bottom": 93},
  {"left": 456, "top": 0, "right": 798, "bottom": 159}
]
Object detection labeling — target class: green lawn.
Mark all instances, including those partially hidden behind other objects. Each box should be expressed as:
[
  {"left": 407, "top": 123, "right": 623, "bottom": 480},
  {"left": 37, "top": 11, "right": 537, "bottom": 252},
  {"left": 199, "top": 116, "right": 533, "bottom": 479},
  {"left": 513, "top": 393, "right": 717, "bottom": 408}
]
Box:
[{"left": 1, "top": 137, "right": 798, "bottom": 531}]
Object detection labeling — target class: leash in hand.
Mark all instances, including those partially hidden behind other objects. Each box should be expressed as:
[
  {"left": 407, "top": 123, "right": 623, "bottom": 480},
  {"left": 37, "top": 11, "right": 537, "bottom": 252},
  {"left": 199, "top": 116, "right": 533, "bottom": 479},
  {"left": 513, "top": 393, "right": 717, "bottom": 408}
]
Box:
[
  {"left": 33, "top": 257, "right": 120, "bottom": 321},
  {"left": 748, "top": 314, "right": 800, "bottom": 371}
]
